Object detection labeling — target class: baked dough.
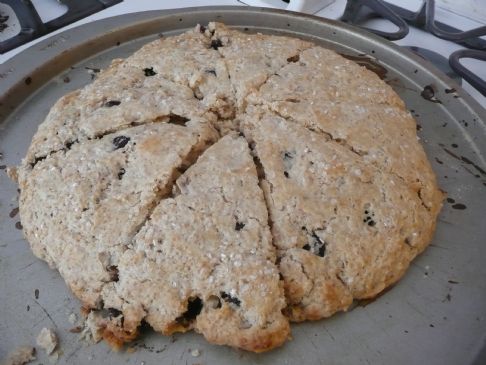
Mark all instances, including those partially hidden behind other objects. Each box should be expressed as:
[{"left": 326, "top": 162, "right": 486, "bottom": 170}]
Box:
[{"left": 16, "top": 22, "right": 443, "bottom": 352}]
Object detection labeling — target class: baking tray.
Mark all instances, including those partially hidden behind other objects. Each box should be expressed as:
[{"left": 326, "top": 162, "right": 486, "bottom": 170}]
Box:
[{"left": 1, "top": 7, "right": 485, "bottom": 365}]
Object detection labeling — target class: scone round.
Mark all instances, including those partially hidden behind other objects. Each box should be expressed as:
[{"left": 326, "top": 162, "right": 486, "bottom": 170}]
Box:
[{"left": 17, "top": 22, "right": 443, "bottom": 351}]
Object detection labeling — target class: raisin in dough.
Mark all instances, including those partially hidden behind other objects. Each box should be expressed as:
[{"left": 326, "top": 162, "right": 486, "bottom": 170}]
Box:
[
  {"left": 97, "top": 135, "right": 289, "bottom": 351},
  {"left": 242, "top": 106, "right": 441, "bottom": 321}
]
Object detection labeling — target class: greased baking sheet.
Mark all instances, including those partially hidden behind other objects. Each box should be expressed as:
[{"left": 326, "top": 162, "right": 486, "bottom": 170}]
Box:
[{"left": 1, "top": 7, "right": 485, "bottom": 365}]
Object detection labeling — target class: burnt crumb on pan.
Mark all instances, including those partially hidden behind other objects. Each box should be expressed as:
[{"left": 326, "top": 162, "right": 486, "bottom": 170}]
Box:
[
  {"left": 416, "top": 124, "right": 422, "bottom": 131},
  {"left": 435, "top": 157, "right": 443, "bottom": 165},
  {"left": 63, "top": 76, "right": 70, "bottom": 83},
  {"left": 104, "top": 100, "right": 121, "bottom": 107},
  {"left": 445, "top": 88, "right": 456, "bottom": 94},
  {"left": 112, "top": 136, "right": 130, "bottom": 150},
  {"left": 15, "top": 221, "right": 23, "bottom": 230},
  {"left": 451, "top": 143, "right": 458, "bottom": 148},
  {"left": 210, "top": 39, "right": 223, "bottom": 50},
  {"left": 421, "top": 85, "right": 442, "bottom": 104},
  {"left": 35, "top": 289, "right": 39, "bottom": 299},
  {"left": 451, "top": 203, "right": 466, "bottom": 210},
  {"left": 9, "top": 207, "right": 19, "bottom": 218},
  {"left": 143, "top": 67, "right": 157, "bottom": 77},
  {"left": 446, "top": 198, "right": 455, "bottom": 204},
  {"left": 442, "top": 148, "right": 486, "bottom": 177},
  {"left": 442, "top": 293, "right": 452, "bottom": 302},
  {"left": 448, "top": 280, "right": 459, "bottom": 284},
  {"left": 0, "top": 165, "right": 6, "bottom": 169},
  {"left": 220, "top": 291, "right": 241, "bottom": 306}
]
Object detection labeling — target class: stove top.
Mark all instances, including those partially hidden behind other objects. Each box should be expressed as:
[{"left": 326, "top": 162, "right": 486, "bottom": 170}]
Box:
[{"left": 0, "top": 0, "right": 485, "bottom": 107}]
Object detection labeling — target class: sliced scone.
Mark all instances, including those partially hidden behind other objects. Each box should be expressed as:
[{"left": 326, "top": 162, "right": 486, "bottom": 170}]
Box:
[
  {"left": 23, "top": 61, "right": 212, "bottom": 166},
  {"left": 246, "top": 46, "right": 443, "bottom": 213},
  {"left": 241, "top": 107, "right": 442, "bottom": 321},
  {"left": 18, "top": 120, "right": 217, "bottom": 309},
  {"left": 99, "top": 134, "right": 289, "bottom": 352},
  {"left": 124, "top": 26, "right": 235, "bottom": 120},
  {"left": 207, "top": 22, "right": 313, "bottom": 109}
]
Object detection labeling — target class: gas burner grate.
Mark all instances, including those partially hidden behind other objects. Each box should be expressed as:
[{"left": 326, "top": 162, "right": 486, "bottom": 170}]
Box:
[
  {"left": 341, "top": 0, "right": 486, "bottom": 96},
  {"left": 0, "top": 0, "right": 122, "bottom": 54}
]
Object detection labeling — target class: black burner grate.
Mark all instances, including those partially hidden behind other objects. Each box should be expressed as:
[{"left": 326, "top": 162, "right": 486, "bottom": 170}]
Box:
[
  {"left": 0, "top": 0, "right": 122, "bottom": 54},
  {"left": 341, "top": 0, "right": 486, "bottom": 96}
]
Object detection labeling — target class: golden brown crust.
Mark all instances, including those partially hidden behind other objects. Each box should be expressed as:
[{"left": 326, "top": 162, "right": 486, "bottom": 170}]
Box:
[{"left": 18, "top": 22, "right": 442, "bottom": 352}]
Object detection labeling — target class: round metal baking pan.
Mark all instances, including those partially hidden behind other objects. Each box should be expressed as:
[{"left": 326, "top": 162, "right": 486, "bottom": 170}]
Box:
[{"left": 1, "top": 7, "right": 485, "bottom": 365}]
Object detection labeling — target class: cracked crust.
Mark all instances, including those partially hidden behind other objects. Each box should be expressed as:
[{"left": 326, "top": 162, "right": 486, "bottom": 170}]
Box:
[
  {"left": 88, "top": 135, "right": 289, "bottom": 351},
  {"left": 17, "top": 22, "right": 443, "bottom": 351},
  {"left": 19, "top": 120, "right": 217, "bottom": 307},
  {"left": 246, "top": 46, "right": 443, "bottom": 215},
  {"left": 241, "top": 107, "right": 441, "bottom": 320},
  {"left": 207, "top": 22, "right": 313, "bottom": 110}
]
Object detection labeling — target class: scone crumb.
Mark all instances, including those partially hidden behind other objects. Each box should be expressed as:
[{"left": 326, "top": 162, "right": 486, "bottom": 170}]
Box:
[
  {"left": 6, "top": 166, "right": 18, "bottom": 182},
  {"left": 36, "top": 327, "right": 58, "bottom": 355},
  {"left": 3, "top": 346, "right": 36, "bottom": 365},
  {"left": 190, "top": 348, "right": 201, "bottom": 357},
  {"left": 68, "top": 313, "right": 77, "bottom": 324}
]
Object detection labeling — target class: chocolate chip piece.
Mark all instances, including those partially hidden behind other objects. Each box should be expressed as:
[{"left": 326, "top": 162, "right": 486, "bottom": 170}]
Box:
[
  {"left": 107, "top": 265, "right": 119, "bottom": 281},
  {"left": 113, "top": 136, "right": 130, "bottom": 150},
  {"left": 302, "top": 227, "right": 326, "bottom": 257},
  {"left": 117, "top": 168, "right": 126, "bottom": 180},
  {"left": 282, "top": 151, "right": 295, "bottom": 176},
  {"left": 104, "top": 100, "right": 121, "bottom": 107},
  {"left": 143, "top": 67, "right": 157, "bottom": 76},
  {"left": 363, "top": 208, "right": 376, "bottom": 227},
  {"left": 235, "top": 221, "right": 245, "bottom": 231},
  {"left": 220, "top": 291, "right": 241, "bottom": 306},
  {"left": 210, "top": 39, "right": 223, "bottom": 50},
  {"left": 199, "top": 25, "right": 206, "bottom": 33},
  {"left": 287, "top": 54, "right": 300, "bottom": 63},
  {"left": 205, "top": 69, "right": 217, "bottom": 76}
]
